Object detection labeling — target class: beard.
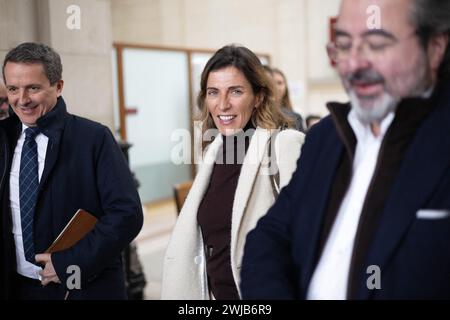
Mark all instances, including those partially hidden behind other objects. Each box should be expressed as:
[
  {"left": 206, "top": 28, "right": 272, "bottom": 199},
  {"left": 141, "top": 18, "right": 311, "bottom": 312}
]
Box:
[
  {"left": 349, "top": 89, "right": 398, "bottom": 125},
  {"left": 345, "top": 57, "right": 430, "bottom": 125}
]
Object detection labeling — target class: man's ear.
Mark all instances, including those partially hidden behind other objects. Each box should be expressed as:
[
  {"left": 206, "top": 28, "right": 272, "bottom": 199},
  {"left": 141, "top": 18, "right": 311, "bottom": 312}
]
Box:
[
  {"left": 56, "top": 80, "right": 64, "bottom": 97},
  {"left": 428, "top": 33, "right": 449, "bottom": 72}
]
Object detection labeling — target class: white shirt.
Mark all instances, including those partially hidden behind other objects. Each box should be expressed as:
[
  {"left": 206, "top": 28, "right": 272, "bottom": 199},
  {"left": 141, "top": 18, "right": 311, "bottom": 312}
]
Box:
[
  {"left": 306, "top": 110, "right": 395, "bottom": 300},
  {"left": 10, "top": 124, "right": 49, "bottom": 279}
]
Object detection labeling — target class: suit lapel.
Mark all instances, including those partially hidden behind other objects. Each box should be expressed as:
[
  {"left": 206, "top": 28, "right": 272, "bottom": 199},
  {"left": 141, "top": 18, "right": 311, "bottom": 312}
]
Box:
[
  {"left": 231, "top": 128, "right": 271, "bottom": 247},
  {"left": 359, "top": 92, "right": 450, "bottom": 299},
  {"left": 35, "top": 98, "right": 68, "bottom": 195},
  {"left": 299, "top": 132, "right": 345, "bottom": 292},
  {"left": 38, "top": 130, "right": 61, "bottom": 194}
]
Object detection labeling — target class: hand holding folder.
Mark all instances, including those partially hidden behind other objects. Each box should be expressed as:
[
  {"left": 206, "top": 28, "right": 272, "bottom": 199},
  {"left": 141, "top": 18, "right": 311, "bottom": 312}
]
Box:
[
  {"left": 40, "top": 209, "right": 97, "bottom": 300},
  {"left": 45, "top": 209, "right": 98, "bottom": 253}
]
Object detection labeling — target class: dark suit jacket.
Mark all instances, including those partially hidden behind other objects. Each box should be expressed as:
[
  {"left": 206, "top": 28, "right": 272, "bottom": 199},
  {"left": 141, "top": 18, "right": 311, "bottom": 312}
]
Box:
[
  {"left": 0, "top": 97, "right": 143, "bottom": 299},
  {"left": 0, "top": 125, "right": 7, "bottom": 298},
  {"left": 241, "top": 79, "right": 450, "bottom": 300}
]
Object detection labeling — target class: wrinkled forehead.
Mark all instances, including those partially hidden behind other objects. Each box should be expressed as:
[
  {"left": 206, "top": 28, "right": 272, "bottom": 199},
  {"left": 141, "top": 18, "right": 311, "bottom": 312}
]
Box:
[{"left": 337, "top": 0, "right": 415, "bottom": 36}]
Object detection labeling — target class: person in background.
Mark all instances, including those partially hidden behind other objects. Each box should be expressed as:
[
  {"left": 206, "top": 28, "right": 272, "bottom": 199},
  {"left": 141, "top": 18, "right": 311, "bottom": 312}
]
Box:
[
  {"left": 161, "top": 45, "right": 304, "bottom": 300},
  {"left": 0, "top": 42, "right": 143, "bottom": 299},
  {"left": 305, "top": 114, "right": 321, "bottom": 131},
  {"left": 0, "top": 78, "right": 9, "bottom": 120},
  {"left": 272, "top": 68, "right": 305, "bottom": 132},
  {"left": 241, "top": 0, "right": 450, "bottom": 299}
]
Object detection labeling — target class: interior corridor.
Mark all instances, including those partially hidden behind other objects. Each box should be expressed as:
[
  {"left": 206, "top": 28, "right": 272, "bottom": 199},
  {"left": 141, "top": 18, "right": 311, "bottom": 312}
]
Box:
[{"left": 135, "top": 200, "right": 178, "bottom": 300}]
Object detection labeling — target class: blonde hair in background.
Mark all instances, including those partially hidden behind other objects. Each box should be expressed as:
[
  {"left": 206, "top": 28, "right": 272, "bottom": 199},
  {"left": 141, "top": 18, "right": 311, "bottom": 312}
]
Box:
[{"left": 272, "top": 68, "right": 293, "bottom": 111}]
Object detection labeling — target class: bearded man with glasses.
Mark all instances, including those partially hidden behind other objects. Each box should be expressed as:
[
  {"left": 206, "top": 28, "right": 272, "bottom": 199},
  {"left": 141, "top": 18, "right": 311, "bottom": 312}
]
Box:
[{"left": 241, "top": 0, "right": 450, "bottom": 300}]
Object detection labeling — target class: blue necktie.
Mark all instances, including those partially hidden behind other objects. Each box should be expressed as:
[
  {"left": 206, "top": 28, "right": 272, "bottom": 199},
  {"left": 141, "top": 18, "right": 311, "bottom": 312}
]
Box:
[{"left": 19, "top": 127, "right": 40, "bottom": 263}]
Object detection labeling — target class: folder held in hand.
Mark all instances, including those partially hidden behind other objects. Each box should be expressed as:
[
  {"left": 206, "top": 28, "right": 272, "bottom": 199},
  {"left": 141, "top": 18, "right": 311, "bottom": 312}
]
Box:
[{"left": 45, "top": 209, "right": 98, "bottom": 253}]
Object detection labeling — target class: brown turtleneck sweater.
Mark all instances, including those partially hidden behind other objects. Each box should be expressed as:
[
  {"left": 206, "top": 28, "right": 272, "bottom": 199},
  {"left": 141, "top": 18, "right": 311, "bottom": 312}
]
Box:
[{"left": 197, "top": 124, "right": 253, "bottom": 300}]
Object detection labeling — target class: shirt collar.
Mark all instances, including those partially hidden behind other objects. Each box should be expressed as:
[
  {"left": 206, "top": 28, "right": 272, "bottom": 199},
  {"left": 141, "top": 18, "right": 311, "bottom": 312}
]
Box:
[
  {"left": 422, "top": 86, "right": 434, "bottom": 99},
  {"left": 347, "top": 86, "right": 435, "bottom": 143},
  {"left": 348, "top": 109, "right": 395, "bottom": 143},
  {"left": 21, "top": 124, "right": 48, "bottom": 138}
]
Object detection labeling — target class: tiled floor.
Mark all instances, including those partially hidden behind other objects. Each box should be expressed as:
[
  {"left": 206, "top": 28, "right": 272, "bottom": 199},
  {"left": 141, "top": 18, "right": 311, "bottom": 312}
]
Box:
[{"left": 134, "top": 199, "right": 178, "bottom": 300}]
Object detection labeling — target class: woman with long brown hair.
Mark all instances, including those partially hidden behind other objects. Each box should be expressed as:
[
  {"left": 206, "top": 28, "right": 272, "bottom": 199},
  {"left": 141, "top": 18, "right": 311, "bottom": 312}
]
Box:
[{"left": 162, "top": 45, "right": 304, "bottom": 300}]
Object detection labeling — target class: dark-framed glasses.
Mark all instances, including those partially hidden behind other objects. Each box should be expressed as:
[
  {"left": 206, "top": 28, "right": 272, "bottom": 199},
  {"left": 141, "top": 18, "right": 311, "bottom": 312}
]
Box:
[{"left": 327, "top": 30, "right": 418, "bottom": 64}]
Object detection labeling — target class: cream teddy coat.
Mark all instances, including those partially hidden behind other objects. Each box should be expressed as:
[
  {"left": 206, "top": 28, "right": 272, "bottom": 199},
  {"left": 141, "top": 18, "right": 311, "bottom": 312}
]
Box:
[{"left": 161, "top": 128, "right": 304, "bottom": 299}]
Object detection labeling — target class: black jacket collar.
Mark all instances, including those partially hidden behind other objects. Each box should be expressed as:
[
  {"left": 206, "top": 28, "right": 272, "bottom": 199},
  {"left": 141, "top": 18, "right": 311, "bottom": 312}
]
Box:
[
  {"left": 6, "top": 96, "right": 68, "bottom": 139},
  {"left": 325, "top": 91, "right": 438, "bottom": 160},
  {"left": 36, "top": 96, "right": 68, "bottom": 132}
]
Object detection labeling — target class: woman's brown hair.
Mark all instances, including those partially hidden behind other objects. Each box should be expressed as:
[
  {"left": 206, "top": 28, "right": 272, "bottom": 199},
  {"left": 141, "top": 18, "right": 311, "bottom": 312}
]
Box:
[{"left": 196, "top": 45, "right": 293, "bottom": 149}]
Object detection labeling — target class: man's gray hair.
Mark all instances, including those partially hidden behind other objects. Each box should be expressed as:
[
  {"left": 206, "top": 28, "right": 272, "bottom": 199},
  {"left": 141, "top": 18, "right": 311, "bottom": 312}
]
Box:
[
  {"left": 2, "top": 42, "right": 62, "bottom": 85},
  {"left": 411, "top": 0, "right": 450, "bottom": 78}
]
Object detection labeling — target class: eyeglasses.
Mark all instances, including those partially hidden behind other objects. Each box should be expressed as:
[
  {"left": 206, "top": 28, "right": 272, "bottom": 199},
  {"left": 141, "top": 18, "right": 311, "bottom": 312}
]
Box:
[
  {"left": 0, "top": 97, "right": 8, "bottom": 106},
  {"left": 327, "top": 31, "right": 418, "bottom": 64}
]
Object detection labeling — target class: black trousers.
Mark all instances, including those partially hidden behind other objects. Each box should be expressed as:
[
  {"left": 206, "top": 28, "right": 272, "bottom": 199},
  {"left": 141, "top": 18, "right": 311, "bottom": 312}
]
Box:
[{"left": 14, "top": 273, "right": 65, "bottom": 300}]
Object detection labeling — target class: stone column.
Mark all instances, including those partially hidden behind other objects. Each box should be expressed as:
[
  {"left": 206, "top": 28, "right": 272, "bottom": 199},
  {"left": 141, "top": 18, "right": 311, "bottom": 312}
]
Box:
[{"left": 0, "top": 0, "right": 115, "bottom": 130}]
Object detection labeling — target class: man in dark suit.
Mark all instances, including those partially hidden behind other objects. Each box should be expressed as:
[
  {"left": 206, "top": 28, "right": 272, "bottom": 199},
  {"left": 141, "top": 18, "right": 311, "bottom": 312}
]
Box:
[
  {"left": 241, "top": 0, "right": 450, "bottom": 299},
  {"left": 0, "top": 42, "right": 143, "bottom": 299}
]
